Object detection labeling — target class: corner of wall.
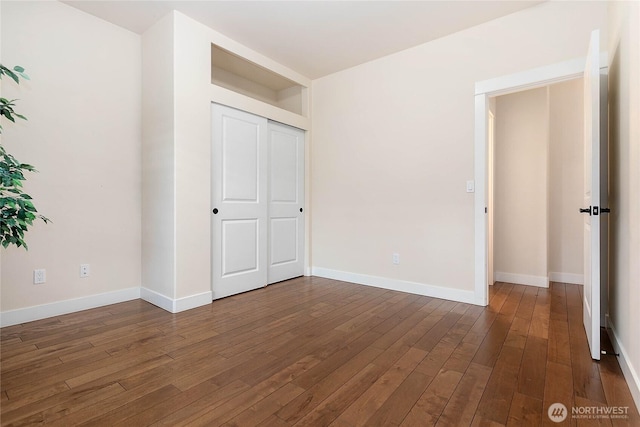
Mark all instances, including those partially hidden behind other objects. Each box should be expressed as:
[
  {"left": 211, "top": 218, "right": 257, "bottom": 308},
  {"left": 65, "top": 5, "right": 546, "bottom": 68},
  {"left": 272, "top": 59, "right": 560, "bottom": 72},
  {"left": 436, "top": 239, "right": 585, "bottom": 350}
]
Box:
[
  {"left": 140, "top": 287, "right": 212, "bottom": 313},
  {"left": 141, "top": 11, "right": 177, "bottom": 300}
]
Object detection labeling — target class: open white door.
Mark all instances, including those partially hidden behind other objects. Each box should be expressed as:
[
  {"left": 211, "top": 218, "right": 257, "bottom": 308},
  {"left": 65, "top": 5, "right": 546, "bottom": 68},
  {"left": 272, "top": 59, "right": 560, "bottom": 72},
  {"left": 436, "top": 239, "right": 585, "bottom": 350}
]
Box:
[
  {"left": 581, "top": 29, "right": 602, "bottom": 361},
  {"left": 267, "top": 121, "right": 305, "bottom": 284},
  {"left": 212, "top": 104, "right": 268, "bottom": 299}
]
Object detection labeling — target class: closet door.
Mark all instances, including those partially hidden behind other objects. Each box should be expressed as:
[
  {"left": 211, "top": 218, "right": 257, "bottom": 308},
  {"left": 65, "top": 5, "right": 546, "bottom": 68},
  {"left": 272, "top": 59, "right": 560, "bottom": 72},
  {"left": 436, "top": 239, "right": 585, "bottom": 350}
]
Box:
[
  {"left": 212, "top": 104, "right": 268, "bottom": 299},
  {"left": 267, "top": 121, "right": 305, "bottom": 284}
]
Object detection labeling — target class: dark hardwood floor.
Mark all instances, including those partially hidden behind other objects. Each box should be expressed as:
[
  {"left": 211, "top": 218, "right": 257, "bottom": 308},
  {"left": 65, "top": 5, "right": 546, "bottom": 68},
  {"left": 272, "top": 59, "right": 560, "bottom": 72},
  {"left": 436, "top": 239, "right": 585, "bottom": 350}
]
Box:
[{"left": 1, "top": 277, "right": 638, "bottom": 426}]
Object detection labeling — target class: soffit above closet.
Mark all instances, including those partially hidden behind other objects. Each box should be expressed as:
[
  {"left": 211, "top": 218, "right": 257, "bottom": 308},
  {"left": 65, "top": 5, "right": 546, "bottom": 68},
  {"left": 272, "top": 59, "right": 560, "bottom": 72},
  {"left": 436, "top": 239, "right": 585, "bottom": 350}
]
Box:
[
  {"left": 63, "top": 1, "right": 543, "bottom": 79},
  {"left": 212, "top": 45, "right": 298, "bottom": 92}
]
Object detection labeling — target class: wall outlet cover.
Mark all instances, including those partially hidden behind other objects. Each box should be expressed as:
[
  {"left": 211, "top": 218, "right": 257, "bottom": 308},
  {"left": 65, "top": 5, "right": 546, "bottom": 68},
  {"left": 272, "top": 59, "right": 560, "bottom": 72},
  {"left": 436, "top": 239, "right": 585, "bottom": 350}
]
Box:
[
  {"left": 80, "top": 264, "right": 90, "bottom": 278},
  {"left": 34, "top": 269, "right": 46, "bottom": 284}
]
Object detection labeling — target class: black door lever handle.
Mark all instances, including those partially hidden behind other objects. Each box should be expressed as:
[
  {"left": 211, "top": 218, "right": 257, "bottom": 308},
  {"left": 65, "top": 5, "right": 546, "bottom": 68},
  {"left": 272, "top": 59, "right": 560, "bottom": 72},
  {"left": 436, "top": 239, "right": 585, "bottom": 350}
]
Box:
[{"left": 579, "top": 207, "right": 591, "bottom": 215}]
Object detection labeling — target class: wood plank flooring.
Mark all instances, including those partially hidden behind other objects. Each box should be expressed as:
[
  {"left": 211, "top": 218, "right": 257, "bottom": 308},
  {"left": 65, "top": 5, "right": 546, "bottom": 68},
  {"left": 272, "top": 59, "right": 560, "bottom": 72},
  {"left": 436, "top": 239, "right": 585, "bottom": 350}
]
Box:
[{"left": 1, "top": 277, "right": 638, "bottom": 426}]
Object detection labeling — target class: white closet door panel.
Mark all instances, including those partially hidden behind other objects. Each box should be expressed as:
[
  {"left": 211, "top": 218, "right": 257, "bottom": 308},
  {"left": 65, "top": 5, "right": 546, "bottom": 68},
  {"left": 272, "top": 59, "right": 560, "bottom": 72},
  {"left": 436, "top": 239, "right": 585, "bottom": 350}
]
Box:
[
  {"left": 268, "top": 121, "right": 305, "bottom": 284},
  {"left": 270, "top": 135, "right": 298, "bottom": 202},
  {"left": 270, "top": 218, "right": 298, "bottom": 265},
  {"left": 222, "top": 117, "right": 259, "bottom": 201},
  {"left": 221, "top": 219, "right": 259, "bottom": 275},
  {"left": 212, "top": 104, "right": 268, "bottom": 299}
]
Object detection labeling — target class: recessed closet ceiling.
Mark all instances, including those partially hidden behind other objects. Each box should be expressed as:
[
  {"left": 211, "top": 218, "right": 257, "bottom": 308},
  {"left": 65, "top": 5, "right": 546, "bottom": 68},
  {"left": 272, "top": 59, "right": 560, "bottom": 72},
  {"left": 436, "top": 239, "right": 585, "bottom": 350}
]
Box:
[{"left": 62, "top": 0, "right": 543, "bottom": 79}]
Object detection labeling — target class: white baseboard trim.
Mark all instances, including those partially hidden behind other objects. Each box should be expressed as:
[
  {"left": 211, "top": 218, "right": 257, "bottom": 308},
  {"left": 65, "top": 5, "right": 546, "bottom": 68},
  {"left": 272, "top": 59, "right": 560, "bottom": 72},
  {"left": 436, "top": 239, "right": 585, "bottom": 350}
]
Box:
[
  {"left": 311, "top": 267, "right": 477, "bottom": 305},
  {"left": 0, "top": 287, "right": 141, "bottom": 327},
  {"left": 495, "top": 271, "right": 549, "bottom": 288},
  {"left": 549, "top": 272, "right": 584, "bottom": 285},
  {"left": 140, "top": 287, "right": 212, "bottom": 313},
  {"left": 140, "top": 287, "right": 173, "bottom": 312},
  {"left": 175, "top": 291, "right": 212, "bottom": 312},
  {"left": 606, "top": 317, "right": 640, "bottom": 412}
]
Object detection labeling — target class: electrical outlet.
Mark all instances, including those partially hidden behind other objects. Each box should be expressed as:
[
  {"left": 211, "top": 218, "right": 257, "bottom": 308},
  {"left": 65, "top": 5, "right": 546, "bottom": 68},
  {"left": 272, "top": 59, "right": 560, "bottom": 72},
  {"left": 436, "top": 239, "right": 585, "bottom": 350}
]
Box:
[
  {"left": 392, "top": 253, "right": 400, "bottom": 265},
  {"left": 34, "top": 269, "right": 46, "bottom": 284},
  {"left": 80, "top": 264, "right": 90, "bottom": 278}
]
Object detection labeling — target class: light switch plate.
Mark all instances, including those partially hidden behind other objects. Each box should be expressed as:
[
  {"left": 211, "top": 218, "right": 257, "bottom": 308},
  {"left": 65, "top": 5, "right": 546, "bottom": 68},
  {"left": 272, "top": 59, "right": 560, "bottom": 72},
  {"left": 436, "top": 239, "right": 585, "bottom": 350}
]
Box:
[{"left": 466, "top": 180, "right": 475, "bottom": 193}]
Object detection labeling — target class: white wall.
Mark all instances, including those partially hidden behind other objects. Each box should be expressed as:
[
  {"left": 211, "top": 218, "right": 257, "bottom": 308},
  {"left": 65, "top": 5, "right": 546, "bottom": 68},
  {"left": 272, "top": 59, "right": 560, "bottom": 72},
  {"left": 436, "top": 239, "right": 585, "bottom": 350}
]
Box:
[
  {"left": 0, "top": 1, "right": 141, "bottom": 322},
  {"left": 548, "top": 78, "right": 585, "bottom": 282},
  {"left": 311, "top": 1, "right": 607, "bottom": 299},
  {"left": 607, "top": 0, "right": 640, "bottom": 409},
  {"left": 494, "top": 87, "right": 549, "bottom": 286}
]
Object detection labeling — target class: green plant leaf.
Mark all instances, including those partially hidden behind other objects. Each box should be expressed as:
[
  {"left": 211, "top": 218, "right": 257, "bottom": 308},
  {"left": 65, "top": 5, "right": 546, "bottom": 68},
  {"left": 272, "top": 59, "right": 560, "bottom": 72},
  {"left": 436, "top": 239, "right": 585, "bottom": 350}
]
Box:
[
  {"left": 13, "top": 66, "right": 29, "bottom": 81},
  {"left": 1, "top": 63, "right": 46, "bottom": 250},
  {"left": 3, "top": 68, "right": 19, "bottom": 84}
]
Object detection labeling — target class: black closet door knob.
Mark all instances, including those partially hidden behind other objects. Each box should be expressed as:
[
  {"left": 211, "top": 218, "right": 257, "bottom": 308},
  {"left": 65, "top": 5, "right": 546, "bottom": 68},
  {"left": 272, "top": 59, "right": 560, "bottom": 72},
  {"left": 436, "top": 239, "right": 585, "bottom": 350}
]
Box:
[
  {"left": 213, "top": 208, "right": 219, "bottom": 214},
  {"left": 300, "top": 208, "right": 303, "bottom": 213}
]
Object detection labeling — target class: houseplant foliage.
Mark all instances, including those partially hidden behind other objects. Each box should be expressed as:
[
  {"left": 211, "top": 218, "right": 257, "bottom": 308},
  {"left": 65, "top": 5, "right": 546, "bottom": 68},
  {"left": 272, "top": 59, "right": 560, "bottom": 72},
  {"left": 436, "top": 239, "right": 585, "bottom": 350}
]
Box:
[{"left": 1, "top": 64, "right": 49, "bottom": 249}]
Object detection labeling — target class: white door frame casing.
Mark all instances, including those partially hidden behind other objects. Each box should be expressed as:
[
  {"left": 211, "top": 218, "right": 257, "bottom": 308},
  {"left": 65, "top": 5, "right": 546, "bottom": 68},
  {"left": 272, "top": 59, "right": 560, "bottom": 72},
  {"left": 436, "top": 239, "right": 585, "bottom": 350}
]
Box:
[{"left": 473, "top": 55, "right": 608, "bottom": 306}]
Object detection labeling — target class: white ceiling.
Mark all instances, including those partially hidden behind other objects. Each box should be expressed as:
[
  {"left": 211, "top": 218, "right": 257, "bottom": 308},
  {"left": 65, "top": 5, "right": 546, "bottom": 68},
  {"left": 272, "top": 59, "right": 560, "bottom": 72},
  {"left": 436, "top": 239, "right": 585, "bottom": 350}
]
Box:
[{"left": 63, "top": 1, "right": 544, "bottom": 79}]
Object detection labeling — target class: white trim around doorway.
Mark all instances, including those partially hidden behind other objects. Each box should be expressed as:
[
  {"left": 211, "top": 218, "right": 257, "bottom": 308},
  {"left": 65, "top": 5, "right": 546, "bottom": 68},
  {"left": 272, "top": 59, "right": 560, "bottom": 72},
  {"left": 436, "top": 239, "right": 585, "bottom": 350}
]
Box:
[{"left": 473, "top": 54, "right": 607, "bottom": 306}]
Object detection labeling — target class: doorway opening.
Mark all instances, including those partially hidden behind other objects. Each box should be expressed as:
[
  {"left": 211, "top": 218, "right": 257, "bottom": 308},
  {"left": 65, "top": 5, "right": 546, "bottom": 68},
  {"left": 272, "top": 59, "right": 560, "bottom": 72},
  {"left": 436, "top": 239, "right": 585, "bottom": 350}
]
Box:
[
  {"left": 487, "top": 80, "right": 585, "bottom": 294},
  {"left": 473, "top": 56, "right": 590, "bottom": 306}
]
